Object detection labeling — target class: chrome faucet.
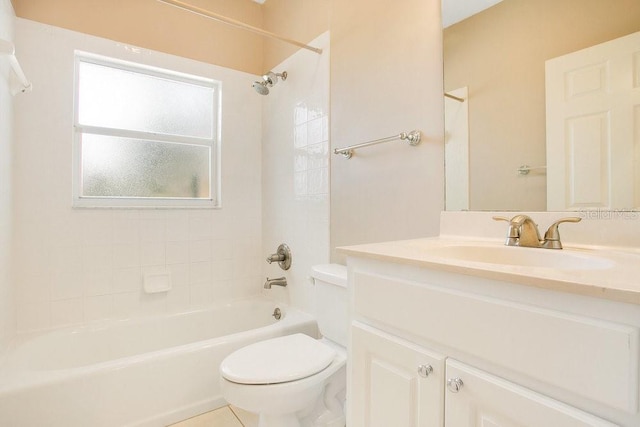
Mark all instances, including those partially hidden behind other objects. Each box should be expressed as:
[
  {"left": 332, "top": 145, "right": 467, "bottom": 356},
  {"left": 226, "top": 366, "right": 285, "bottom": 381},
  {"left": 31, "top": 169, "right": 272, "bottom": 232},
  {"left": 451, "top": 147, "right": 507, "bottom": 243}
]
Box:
[
  {"left": 493, "top": 215, "right": 581, "bottom": 249},
  {"left": 264, "top": 277, "right": 287, "bottom": 289}
]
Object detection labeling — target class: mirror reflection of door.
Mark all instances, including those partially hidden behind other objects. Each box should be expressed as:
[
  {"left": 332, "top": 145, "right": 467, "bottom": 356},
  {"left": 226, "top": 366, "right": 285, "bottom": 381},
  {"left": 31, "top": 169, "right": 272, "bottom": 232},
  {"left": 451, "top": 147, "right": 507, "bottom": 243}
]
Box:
[
  {"left": 546, "top": 31, "right": 640, "bottom": 211},
  {"left": 443, "top": 0, "right": 640, "bottom": 212}
]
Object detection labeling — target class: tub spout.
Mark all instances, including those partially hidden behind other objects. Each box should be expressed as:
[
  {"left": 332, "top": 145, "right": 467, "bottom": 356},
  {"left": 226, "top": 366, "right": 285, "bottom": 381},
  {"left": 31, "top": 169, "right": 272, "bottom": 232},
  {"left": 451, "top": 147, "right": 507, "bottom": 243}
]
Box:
[{"left": 264, "top": 277, "right": 287, "bottom": 289}]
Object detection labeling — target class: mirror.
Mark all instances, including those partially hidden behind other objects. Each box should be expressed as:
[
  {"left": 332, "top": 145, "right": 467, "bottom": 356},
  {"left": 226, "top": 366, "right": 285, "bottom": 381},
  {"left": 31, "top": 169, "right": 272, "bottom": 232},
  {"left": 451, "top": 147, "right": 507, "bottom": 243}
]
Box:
[{"left": 443, "top": 0, "right": 640, "bottom": 211}]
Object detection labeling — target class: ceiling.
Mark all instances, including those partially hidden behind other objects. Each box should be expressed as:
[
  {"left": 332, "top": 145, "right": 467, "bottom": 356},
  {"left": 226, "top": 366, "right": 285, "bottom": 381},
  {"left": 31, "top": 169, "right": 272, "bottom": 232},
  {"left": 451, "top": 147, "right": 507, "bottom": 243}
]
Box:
[
  {"left": 442, "top": 0, "right": 503, "bottom": 28},
  {"left": 250, "top": 0, "right": 503, "bottom": 27}
]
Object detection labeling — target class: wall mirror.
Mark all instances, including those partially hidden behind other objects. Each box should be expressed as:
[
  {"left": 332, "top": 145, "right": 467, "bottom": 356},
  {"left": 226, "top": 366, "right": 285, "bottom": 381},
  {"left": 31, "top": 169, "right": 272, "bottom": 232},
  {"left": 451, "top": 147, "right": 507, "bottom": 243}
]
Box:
[{"left": 443, "top": 0, "right": 640, "bottom": 211}]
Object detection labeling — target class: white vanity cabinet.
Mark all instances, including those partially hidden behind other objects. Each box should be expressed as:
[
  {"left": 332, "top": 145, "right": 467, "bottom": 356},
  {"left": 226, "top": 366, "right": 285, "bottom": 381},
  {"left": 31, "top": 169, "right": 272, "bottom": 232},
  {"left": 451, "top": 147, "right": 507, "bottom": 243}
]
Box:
[
  {"left": 345, "top": 257, "right": 640, "bottom": 427},
  {"left": 350, "top": 322, "right": 445, "bottom": 427}
]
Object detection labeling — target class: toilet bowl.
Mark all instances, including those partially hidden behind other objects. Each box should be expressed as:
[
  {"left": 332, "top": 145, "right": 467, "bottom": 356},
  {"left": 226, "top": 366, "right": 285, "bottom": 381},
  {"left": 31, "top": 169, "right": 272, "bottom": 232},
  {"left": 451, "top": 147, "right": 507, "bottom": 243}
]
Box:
[
  {"left": 221, "top": 334, "right": 346, "bottom": 427},
  {"left": 219, "top": 264, "right": 348, "bottom": 427}
]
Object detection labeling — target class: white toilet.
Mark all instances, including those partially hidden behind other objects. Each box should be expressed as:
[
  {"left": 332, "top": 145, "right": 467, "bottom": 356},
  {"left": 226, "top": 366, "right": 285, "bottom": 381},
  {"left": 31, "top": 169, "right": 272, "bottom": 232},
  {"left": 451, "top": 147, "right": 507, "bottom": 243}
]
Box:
[{"left": 220, "top": 264, "right": 348, "bottom": 427}]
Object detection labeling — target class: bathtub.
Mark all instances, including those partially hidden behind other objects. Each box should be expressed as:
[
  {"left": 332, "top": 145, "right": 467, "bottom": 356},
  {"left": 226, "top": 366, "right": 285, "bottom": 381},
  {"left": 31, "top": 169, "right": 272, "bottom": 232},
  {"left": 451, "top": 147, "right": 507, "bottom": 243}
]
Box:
[{"left": 0, "top": 297, "right": 318, "bottom": 427}]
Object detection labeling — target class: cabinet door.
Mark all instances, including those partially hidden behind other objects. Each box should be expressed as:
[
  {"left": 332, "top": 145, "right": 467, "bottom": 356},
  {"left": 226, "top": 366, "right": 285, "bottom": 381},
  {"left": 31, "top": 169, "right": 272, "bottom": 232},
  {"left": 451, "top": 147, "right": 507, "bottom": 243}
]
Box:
[
  {"left": 444, "top": 359, "right": 618, "bottom": 427},
  {"left": 349, "top": 322, "right": 445, "bottom": 427}
]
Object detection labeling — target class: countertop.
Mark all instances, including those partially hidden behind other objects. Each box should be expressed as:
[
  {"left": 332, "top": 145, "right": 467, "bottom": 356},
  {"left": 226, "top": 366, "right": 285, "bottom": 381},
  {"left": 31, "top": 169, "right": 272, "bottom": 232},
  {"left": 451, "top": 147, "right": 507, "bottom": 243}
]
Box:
[{"left": 338, "top": 237, "right": 640, "bottom": 305}]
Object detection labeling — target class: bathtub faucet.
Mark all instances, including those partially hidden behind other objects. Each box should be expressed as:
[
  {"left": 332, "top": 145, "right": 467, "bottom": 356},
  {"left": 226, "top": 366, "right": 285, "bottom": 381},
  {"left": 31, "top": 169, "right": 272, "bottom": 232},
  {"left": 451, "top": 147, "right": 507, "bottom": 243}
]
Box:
[{"left": 264, "top": 277, "right": 287, "bottom": 289}]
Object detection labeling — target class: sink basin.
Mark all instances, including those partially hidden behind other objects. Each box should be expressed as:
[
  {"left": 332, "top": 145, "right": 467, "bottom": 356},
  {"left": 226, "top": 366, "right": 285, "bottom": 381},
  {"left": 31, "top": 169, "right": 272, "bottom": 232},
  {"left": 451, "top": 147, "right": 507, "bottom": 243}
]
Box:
[{"left": 426, "top": 245, "right": 614, "bottom": 270}]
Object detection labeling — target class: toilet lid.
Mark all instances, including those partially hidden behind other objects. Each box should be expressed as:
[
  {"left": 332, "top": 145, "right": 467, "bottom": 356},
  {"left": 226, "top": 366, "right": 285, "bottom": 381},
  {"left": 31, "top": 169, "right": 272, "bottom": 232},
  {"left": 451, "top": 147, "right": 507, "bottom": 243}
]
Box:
[{"left": 220, "top": 334, "right": 336, "bottom": 385}]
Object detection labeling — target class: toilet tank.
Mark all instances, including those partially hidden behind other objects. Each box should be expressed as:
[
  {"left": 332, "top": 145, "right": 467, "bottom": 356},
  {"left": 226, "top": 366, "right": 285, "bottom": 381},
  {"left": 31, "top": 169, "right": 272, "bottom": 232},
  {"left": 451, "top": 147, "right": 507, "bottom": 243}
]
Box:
[{"left": 311, "top": 264, "right": 348, "bottom": 347}]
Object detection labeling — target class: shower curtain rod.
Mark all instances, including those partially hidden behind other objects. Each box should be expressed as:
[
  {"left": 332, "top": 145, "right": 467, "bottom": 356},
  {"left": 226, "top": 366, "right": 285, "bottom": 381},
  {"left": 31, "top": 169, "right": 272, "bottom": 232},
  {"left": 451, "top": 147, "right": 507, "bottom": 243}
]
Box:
[
  {"left": 156, "top": 0, "right": 323, "bottom": 55},
  {"left": 444, "top": 92, "right": 465, "bottom": 102}
]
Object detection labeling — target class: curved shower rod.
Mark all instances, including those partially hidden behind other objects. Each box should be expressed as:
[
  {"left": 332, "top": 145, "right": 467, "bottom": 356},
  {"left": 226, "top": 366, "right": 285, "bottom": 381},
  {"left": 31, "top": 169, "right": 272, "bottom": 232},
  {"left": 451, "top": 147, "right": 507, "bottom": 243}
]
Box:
[{"left": 156, "top": 0, "right": 323, "bottom": 55}]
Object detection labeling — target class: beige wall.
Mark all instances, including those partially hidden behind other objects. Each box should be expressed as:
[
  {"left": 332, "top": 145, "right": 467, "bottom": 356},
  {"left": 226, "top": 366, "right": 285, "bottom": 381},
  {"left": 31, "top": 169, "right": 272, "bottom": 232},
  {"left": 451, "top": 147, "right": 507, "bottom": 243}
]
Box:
[
  {"left": 262, "top": 0, "right": 329, "bottom": 71},
  {"left": 330, "top": 0, "right": 444, "bottom": 261},
  {"left": 10, "top": 0, "right": 330, "bottom": 75},
  {"left": 11, "top": 0, "right": 264, "bottom": 74},
  {"left": 444, "top": 0, "right": 640, "bottom": 211}
]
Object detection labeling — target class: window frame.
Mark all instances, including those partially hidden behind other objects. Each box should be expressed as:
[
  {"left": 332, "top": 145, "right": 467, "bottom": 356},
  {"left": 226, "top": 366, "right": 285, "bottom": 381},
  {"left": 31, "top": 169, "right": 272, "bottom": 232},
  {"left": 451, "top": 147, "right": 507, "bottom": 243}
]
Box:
[{"left": 72, "top": 51, "right": 221, "bottom": 209}]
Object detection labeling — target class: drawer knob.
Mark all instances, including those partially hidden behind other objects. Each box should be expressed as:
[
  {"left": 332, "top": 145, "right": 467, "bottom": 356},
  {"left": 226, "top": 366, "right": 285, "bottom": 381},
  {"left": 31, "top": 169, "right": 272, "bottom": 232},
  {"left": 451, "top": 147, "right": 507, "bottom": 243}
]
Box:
[
  {"left": 417, "top": 364, "right": 433, "bottom": 378},
  {"left": 447, "top": 377, "right": 464, "bottom": 393}
]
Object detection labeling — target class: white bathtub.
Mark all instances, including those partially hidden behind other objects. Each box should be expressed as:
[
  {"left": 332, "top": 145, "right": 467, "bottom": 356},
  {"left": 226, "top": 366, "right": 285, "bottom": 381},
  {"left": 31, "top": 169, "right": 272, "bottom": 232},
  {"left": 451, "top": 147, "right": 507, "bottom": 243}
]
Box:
[{"left": 0, "top": 297, "right": 318, "bottom": 427}]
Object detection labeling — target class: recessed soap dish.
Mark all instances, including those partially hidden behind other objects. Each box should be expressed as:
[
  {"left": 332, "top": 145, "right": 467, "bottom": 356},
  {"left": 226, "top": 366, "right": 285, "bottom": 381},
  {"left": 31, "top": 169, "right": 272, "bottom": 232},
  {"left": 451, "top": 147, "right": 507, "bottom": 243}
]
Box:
[{"left": 143, "top": 271, "right": 172, "bottom": 294}]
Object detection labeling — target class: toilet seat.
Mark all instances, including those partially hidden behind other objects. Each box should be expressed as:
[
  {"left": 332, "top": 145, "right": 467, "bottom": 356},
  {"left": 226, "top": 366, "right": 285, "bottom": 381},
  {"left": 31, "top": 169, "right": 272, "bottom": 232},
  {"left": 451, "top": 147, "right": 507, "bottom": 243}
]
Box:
[{"left": 220, "top": 334, "right": 337, "bottom": 385}]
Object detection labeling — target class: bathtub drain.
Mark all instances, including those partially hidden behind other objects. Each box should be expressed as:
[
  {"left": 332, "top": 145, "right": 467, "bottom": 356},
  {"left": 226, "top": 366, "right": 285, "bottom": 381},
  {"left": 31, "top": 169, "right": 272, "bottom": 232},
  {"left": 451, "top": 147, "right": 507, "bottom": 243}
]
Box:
[{"left": 272, "top": 307, "right": 282, "bottom": 320}]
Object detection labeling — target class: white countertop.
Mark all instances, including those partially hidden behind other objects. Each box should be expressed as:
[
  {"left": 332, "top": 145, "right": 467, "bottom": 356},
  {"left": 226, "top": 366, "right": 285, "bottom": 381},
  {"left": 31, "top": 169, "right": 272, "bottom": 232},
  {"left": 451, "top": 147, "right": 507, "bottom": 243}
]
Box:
[{"left": 338, "top": 236, "right": 640, "bottom": 305}]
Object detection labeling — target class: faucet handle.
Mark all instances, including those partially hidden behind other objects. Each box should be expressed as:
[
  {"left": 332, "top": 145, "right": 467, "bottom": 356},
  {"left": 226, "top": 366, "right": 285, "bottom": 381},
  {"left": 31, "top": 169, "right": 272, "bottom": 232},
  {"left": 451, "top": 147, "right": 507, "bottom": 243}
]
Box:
[
  {"left": 542, "top": 217, "right": 582, "bottom": 249},
  {"left": 265, "top": 243, "right": 292, "bottom": 270},
  {"left": 493, "top": 216, "right": 520, "bottom": 245},
  {"left": 266, "top": 253, "right": 286, "bottom": 264}
]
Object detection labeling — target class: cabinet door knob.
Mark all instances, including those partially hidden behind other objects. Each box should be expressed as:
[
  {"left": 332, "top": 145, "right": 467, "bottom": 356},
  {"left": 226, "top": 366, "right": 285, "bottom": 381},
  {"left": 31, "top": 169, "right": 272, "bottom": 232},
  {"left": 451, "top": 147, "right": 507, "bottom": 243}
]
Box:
[
  {"left": 447, "top": 377, "right": 464, "bottom": 393},
  {"left": 417, "top": 364, "right": 433, "bottom": 378}
]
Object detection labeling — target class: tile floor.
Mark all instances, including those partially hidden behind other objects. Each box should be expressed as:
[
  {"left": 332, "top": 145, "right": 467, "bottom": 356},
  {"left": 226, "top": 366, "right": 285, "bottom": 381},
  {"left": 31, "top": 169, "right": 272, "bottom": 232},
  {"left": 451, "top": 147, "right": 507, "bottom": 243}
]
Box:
[{"left": 169, "top": 405, "right": 258, "bottom": 427}]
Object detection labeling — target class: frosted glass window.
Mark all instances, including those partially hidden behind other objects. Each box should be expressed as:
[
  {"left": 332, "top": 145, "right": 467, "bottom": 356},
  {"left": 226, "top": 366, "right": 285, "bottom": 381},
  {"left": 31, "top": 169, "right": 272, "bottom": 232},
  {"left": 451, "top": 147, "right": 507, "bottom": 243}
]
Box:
[
  {"left": 81, "top": 135, "right": 210, "bottom": 199},
  {"left": 73, "top": 52, "right": 220, "bottom": 208},
  {"left": 78, "top": 62, "right": 214, "bottom": 138}
]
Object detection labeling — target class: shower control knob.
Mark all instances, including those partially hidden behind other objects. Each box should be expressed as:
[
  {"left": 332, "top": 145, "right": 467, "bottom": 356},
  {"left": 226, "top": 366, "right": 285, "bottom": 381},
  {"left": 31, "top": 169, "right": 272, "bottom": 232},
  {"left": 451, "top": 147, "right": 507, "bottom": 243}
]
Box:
[
  {"left": 265, "top": 243, "right": 292, "bottom": 270},
  {"left": 418, "top": 364, "right": 433, "bottom": 378},
  {"left": 266, "top": 253, "right": 285, "bottom": 264},
  {"left": 447, "top": 377, "right": 464, "bottom": 393}
]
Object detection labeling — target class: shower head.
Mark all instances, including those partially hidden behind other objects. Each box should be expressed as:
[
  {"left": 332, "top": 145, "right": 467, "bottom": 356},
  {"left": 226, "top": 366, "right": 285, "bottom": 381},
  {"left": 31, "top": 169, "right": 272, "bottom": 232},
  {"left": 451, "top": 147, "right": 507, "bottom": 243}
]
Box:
[
  {"left": 253, "top": 81, "right": 269, "bottom": 95},
  {"left": 262, "top": 71, "right": 287, "bottom": 86},
  {"left": 252, "top": 70, "right": 287, "bottom": 95}
]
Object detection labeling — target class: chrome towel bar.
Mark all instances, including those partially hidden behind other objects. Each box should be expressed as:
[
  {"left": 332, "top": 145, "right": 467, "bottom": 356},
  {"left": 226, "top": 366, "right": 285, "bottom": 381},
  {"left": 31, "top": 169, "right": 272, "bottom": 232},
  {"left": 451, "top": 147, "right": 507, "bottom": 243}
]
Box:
[
  {"left": 333, "top": 130, "right": 422, "bottom": 159},
  {"left": 517, "top": 165, "right": 547, "bottom": 175}
]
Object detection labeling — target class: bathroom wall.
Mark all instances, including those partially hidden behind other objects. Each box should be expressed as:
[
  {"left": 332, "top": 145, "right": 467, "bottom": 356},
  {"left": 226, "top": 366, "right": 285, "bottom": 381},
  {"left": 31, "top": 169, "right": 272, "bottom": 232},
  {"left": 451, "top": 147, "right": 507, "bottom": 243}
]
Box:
[
  {"left": 261, "top": 0, "right": 330, "bottom": 71},
  {"left": 0, "top": 0, "right": 16, "bottom": 353},
  {"left": 11, "top": 0, "right": 332, "bottom": 78},
  {"left": 12, "top": 19, "right": 263, "bottom": 332},
  {"left": 329, "top": 0, "right": 445, "bottom": 261},
  {"left": 261, "top": 32, "right": 330, "bottom": 315},
  {"left": 11, "top": 0, "right": 265, "bottom": 75},
  {"left": 7, "top": 0, "right": 444, "bottom": 333}
]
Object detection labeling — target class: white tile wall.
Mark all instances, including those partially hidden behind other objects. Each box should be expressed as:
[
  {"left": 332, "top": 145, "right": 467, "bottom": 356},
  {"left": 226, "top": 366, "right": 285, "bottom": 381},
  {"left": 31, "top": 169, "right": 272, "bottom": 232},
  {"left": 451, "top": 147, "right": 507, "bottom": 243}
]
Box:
[
  {"left": 0, "top": 0, "right": 15, "bottom": 354},
  {"left": 12, "top": 19, "right": 263, "bottom": 332},
  {"left": 261, "top": 32, "right": 331, "bottom": 315}
]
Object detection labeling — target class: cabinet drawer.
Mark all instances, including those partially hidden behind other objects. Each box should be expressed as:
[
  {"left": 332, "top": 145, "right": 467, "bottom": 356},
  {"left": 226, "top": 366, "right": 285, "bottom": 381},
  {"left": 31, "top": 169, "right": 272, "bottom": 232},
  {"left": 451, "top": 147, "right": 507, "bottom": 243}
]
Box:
[{"left": 353, "top": 271, "right": 639, "bottom": 413}]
